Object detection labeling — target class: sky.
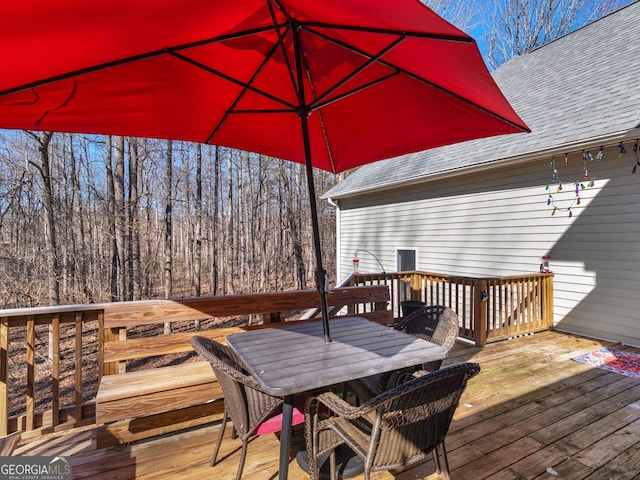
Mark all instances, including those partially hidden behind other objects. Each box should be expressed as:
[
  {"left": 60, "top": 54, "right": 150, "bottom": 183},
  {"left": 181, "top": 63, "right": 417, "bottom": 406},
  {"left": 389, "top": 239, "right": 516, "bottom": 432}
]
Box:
[{"left": 470, "top": 24, "right": 491, "bottom": 61}]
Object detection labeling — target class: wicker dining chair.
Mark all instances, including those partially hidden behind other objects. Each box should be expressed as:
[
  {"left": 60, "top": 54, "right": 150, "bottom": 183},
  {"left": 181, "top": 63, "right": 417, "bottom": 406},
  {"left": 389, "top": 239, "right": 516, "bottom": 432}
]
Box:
[
  {"left": 190, "top": 336, "right": 305, "bottom": 480},
  {"left": 346, "top": 305, "right": 460, "bottom": 401},
  {"left": 394, "top": 304, "right": 459, "bottom": 371},
  {"left": 305, "top": 362, "right": 480, "bottom": 480}
]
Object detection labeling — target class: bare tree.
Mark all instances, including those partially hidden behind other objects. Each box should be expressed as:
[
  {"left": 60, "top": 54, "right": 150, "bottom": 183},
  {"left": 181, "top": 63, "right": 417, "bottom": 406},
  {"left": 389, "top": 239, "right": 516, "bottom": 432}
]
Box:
[
  {"left": 194, "top": 143, "right": 202, "bottom": 298},
  {"left": 104, "top": 136, "right": 118, "bottom": 301},
  {"left": 164, "top": 140, "right": 173, "bottom": 300},
  {"left": 25, "top": 131, "right": 59, "bottom": 305},
  {"left": 64, "top": 134, "right": 90, "bottom": 303},
  {"left": 113, "top": 136, "right": 126, "bottom": 301},
  {"left": 485, "top": 0, "right": 631, "bottom": 68},
  {"left": 421, "top": 0, "right": 480, "bottom": 32},
  {"left": 281, "top": 162, "right": 307, "bottom": 290},
  {"left": 23, "top": 131, "right": 59, "bottom": 361},
  {"left": 212, "top": 146, "right": 221, "bottom": 295},
  {"left": 225, "top": 150, "right": 236, "bottom": 294},
  {"left": 164, "top": 140, "right": 173, "bottom": 333},
  {"left": 128, "top": 138, "right": 141, "bottom": 300}
]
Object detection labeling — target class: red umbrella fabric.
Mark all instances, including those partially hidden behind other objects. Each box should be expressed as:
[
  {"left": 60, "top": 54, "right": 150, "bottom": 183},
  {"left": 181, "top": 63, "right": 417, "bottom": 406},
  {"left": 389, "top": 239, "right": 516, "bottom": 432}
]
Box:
[{"left": 0, "top": 0, "right": 529, "bottom": 341}]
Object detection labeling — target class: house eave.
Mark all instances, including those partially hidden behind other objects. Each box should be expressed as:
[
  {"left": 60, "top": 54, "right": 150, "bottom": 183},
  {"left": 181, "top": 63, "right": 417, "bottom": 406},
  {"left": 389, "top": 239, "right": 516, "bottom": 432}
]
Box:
[{"left": 324, "top": 128, "right": 640, "bottom": 201}]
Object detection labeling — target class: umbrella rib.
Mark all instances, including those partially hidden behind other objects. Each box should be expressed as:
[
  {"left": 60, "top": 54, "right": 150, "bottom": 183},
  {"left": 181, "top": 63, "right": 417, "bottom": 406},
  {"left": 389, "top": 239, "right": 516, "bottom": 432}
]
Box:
[
  {"left": 167, "top": 23, "right": 299, "bottom": 144},
  {"left": 392, "top": 64, "right": 530, "bottom": 132},
  {"left": 305, "top": 31, "right": 405, "bottom": 110},
  {"left": 269, "top": 0, "right": 472, "bottom": 43},
  {"left": 0, "top": 24, "right": 290, "bottom": 97},
  {"left": 294, "top": 24, "right": 337, "bottom": 172},
  {"left": 228, "top": 108, "right": 291, "bottom": 114},
  {"left": 302, "top": 24, "right": 529, "bottom": 132},
  {"left": 312, "top": 72, "right": 399, "bottom": 112},
  {"left": 172, "top": 24, "right": 279, "bottom": 51},
  {"left": 301, "top": 21, "right": 473, "bottom": 44},
  {"left": 168, "top": 51, "right": 298, "bottom": 109},
  {"left": 0, "top": 51, "right": 165, "bottom": 97},
  {"left": 267, "top": 0, "right": 303, "bottom": 108}
]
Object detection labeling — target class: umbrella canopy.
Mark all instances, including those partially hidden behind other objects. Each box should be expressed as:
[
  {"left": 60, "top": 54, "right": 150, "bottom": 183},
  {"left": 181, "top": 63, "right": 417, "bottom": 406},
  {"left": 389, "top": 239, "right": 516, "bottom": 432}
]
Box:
[{"left": 0, "top": 0, "right": 529, "bottom": 341}]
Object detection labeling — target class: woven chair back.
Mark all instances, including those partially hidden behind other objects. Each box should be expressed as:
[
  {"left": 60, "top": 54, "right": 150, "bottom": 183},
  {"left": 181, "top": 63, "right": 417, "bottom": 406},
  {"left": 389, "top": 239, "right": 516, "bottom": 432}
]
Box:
[{"left": 190, "top": 336, "right": 283, "bottom": 440}]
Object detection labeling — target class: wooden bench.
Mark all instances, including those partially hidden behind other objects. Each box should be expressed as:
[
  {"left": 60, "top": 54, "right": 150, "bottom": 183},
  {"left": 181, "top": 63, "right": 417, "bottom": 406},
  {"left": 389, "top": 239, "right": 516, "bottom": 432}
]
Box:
[{"left": 96, "top": 285, "right": 391, "bottom": 446}]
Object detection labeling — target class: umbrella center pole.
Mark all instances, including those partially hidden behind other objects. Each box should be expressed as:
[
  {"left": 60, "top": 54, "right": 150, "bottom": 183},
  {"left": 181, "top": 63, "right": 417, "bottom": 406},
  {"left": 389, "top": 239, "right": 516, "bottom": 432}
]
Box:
[
  {"left": 293, "top": 18, "right": 331, "bottom": 342},
  {"left": 306, "top": 156, "right": 331, "bottom": 344},
  {"left": 299, "top": 114, "right": 332, "bottom": 343}
]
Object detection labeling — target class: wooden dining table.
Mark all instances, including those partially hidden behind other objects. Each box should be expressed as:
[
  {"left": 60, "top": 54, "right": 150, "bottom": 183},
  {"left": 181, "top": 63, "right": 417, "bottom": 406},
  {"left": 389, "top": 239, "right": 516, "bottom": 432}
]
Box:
[{"left": 226, "top": 316, "right": 448, "bottom": 480}]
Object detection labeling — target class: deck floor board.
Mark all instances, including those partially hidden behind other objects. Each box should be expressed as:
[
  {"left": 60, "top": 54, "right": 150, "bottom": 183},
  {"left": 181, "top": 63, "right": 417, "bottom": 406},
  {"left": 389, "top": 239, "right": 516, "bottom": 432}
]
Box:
[{"left": 12, "top": 330, "right": 640, "bottom": 479}]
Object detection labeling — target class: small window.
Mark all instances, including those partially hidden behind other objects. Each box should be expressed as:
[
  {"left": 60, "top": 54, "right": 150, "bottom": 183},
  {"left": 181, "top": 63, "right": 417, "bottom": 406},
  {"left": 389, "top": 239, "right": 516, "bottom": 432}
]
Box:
[{"left": 396, "top": 249, "right": 416, "bottom": 272}]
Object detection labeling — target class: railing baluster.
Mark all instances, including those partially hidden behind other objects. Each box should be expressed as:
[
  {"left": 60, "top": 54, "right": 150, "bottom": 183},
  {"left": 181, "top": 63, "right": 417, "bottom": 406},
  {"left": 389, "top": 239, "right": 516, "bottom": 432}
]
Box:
[
  {"left": 513, "top": 281, "right": 517, "bottom": 331},
  {"left": 462, "top": 282, "right": 468, "bottom": 335},
  {"left": 27, "top": 315, "right": 35, "bottom": 431},
  {"left": 528, "top": 278, "right": 533, "bottom": 326},
  {"left": 0, "top": 316, "right": 8, "bottom": 436},
  {"left": 51, "top": 314, "right": 60, "bottom": 428},
  {"left": 75, "top": 312, "right": 83, "bottom": 422}
]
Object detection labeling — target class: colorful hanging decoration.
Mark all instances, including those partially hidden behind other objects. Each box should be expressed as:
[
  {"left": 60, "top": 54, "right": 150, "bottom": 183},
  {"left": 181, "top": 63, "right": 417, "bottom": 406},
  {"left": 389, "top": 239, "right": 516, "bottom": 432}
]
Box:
[
  {"left": 619, "top": 143, "right": 627, "bottom": 158},
  {"left": 546, "top": 156, "right": 590, "bottom": 218},
  {"left": 632, "top": 141, "right": 640, "bottom": 174},
  {"left": 546, "top": 140, "right": 638, "bottom": 218}
]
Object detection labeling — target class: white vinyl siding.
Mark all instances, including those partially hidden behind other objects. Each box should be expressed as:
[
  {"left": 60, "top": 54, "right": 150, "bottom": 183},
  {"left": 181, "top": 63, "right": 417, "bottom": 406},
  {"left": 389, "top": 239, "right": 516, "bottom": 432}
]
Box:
[{"left": 332, "top": 144, "right": 640, "bottom": 346}]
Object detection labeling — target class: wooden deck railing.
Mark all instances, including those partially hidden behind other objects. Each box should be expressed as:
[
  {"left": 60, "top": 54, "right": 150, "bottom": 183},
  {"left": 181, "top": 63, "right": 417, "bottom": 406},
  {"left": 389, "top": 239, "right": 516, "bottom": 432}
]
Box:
[
  {"left": 0, "top": 305, "right": 104, "bottom": 438},
  {"left": 0, "top": 274, "right": 552, "bottom": 440},
  {"left": 347, "top": 271, "right": 554, "bottom": 346},
  {"left": 0, "top": 286, "right": 390, "bottom": 439}
]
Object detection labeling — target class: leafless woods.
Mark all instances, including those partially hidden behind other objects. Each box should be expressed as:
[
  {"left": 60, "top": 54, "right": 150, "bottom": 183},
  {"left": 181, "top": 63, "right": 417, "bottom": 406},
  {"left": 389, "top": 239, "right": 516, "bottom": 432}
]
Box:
[{"left": 0, "top": 132, "right": 339, "bottom": 308}]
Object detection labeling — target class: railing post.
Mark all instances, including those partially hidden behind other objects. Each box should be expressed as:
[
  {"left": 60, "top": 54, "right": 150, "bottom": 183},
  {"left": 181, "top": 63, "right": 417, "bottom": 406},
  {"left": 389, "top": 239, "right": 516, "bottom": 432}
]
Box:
[
  {"left": 410, "top": 272, "right": 422, "bottom": 301},
  {"left": 544, "top": 274, "right": 555, "bottom": 329},
  {"left": 473, "top": 280, "right": 488, "bottom": 347},
  {"left": 99, "top": 310, "right": 122, "bottom": 378}
]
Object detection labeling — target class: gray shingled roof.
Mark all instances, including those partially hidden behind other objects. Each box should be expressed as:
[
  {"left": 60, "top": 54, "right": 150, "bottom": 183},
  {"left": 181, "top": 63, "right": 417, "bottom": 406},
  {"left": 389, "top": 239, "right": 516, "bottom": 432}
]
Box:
[{"left": 325, "top": 1, "right": 640, "bottom": 199}]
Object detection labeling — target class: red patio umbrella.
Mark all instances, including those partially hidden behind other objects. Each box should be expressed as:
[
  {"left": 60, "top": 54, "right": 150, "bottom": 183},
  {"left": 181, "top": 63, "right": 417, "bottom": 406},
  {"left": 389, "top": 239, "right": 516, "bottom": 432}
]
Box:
[{"left": 0, "top": 0, "right": 529, "bottom": 342}]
